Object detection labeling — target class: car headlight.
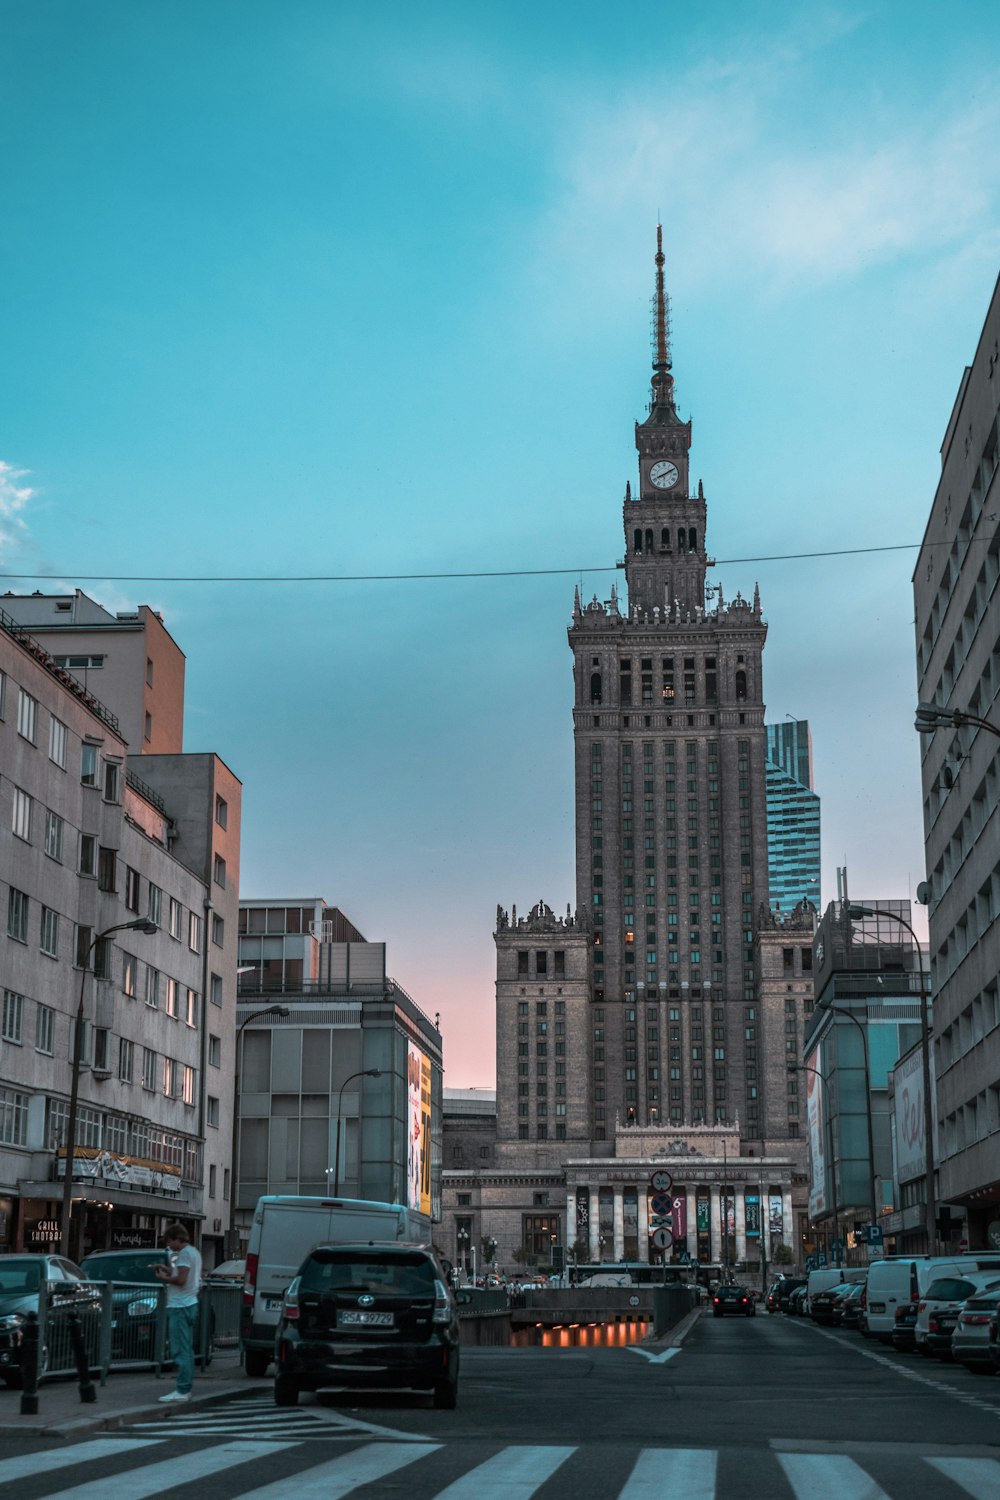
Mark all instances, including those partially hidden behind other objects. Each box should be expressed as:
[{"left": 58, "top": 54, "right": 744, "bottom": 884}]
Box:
[{"left": 126, "top": 1296, "right": 159, "bottom": 1316}]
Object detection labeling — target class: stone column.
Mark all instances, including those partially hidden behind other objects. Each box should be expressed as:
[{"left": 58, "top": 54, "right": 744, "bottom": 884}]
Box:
[
  {"left": 613, "top": 1188, "right": 625, "bottom": 1262},
  {"left": 638, "top": 1187, "right": 649, "bottom": 1262},
  {"left": 686, "top": 1188, "right": 697, "bottom": 1258},
  {"left": 782, "top": 1187, "right": 794, "bottom": 1247},
  {"left": 710, "top": 1184, "right": 722, "bottom": 1263},
  {"left": 735, "top": 1190, "right": 747, "bottom": 1265},
  {"left": 566, "top": 1188, "right": 576, "bottom": 1259},
  {"left": 589, "top": 1188, "right": 601, "bottom": 1261}
]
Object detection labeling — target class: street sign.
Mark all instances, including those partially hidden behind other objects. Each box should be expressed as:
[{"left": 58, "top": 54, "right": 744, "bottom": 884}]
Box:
[
  {"left": 651, "top": 1227, "right": 672, "bottom": 1250},
  {"left": 805, "top": 1255, "right": 815, "bottom": 1271},
  {"left": 649, "top": 1213, "right": 673, "bottom": 1231},
  {"left": 865, "top": 1224, "right": 883, "bottom": 1246},
  {"left": 679, "top": 1250, "right": 691, "bottom": 1265},
  {"left": 650, "top": 1170, "right": 672, "bottom": 1192},
  {"left": 816, "top": 1252, "right": 827, "bottom": 1268}
]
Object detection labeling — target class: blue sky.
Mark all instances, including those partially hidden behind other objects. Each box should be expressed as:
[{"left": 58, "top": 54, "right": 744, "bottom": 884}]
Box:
[{"left": 2, "top": 1, "right": 998, "bottom": 1082}]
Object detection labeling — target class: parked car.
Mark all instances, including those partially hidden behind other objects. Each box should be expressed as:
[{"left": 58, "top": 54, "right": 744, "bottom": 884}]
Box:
[
  {"left": 786, "top": 1285, "right": 808, "bottom": 1316},
  {"left": 769, "top": 1276, "right": 806, "bottom": 1313},
  {"left": 865, "top": 1255, "right": 1000, "bottom": 1343},
  {"left": 951, "top": 1287, "right": 1000, "bottom": 1375},
  {"left": 80, "top": 1247, "right": 213, "bottom": 1364},
  {"left": 891, "top": 1299, "right": 920, "bottom": 1353},
  {"left": 836, "top": 1282, "right": 866, "bottom": 1329},
  {"left": 273, "top": 1241, "right": 463, "bottom": 1408},
  {"left": 711, "top": 1285, "right": 756, "bottom": 1318},
  {"left": 0, "top": 1254, "right": 99, "bottom": 1388},
  {"left": 203, "top": 1258, "right": 246, "bottom": 1285},
  {"left": 810, "top": 1283, "right": 858, "bottom": 1326},
  {"left": 914, "top": 1273, "right": 1000, "bottom": 1359}
]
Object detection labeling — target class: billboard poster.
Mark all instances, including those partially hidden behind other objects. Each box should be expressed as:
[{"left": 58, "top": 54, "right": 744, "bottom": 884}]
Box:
[
  {"left": 744, "top": 1193, "right": 760, "bottom": 1238},
  {"left": 806, "top": 1047, "right": 827, "bottom": 1219},
  {"left": 407, "top": 1042, "right": 433, "bottom": 1217},
  {"left": 893, "top": 1048, "right": 925, "bottom": 1185},
  {"left": 696, "top": 1193, "right": 710, "bottom": 1233},
  {"left": 769, "top": 1193, "right": 784, "bottom": 1236}
]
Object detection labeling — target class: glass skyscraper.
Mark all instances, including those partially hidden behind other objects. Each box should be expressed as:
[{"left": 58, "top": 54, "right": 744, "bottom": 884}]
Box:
[{"left": 766, "top": 719, "right": 820, "bottom": 912}]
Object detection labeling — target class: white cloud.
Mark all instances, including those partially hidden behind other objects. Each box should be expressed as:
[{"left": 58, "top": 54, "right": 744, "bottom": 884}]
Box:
[{"left": 0, "top": 461, "right": 34, "bottom": 555}]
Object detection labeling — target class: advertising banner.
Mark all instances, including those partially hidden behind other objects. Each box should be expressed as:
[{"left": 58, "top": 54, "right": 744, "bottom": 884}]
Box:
[
  {"left": 744, "top": 1193, "right": 760, "bottom": 1238},
  {"left": 407, "top": 1042, "right": 433, "bottom": 1216},
  {"left": 806, "top": 1048, "right": 827, "bottom": 1219},
  {"left": 893, "top": 1048, "right": 925, "bottom": 1185},
  {"left": 769, "top": 1193, "right": 784, "bottom": 1236}
]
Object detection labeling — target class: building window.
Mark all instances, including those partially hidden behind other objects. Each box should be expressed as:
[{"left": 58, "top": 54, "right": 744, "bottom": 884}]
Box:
[
  {"left": 144, "top": 712, "right": 152, "bottom": 742},
  {"left": 211, "top": 914, "right": 224, "bottom": 947},
  {"left": 208, "top": 1163, "right": 217, "bottom": 1197},
  {"left": 12, "top": 787, "right": 32, "bottom": 842},
  {"left": 148, "top": 883, "right": 162, "bottom": 927},
  {"left": 40, "top": 906, "right": 59, "bottom": 958},
  {"left": 208, "top": 1034, "right": 221, "bottom": 1067},
  {"left": 44, "top": 809, "right": 64, "bottom": 861},
  {"left": 122, "top": 953, "right": 137, "bottom": 998},
  {"left": 165, "top": 978, "right": 178, "bottom": 1018},
  {"left": 169, "top": 898, "right": 182, "bottom": 940},
  {"left": 182, "top": 1065, "right": 196, "bottom": 1106},
  {"left": 145, "top": 967, "right": 160, "bottom": 1008},
  {"left": 142, "top": 1049, "right": 157, "bottom": 1090},
  {"left": 124, "top": 866, "right": 140, "bottom": 912},
  {"left": 2, "top": 990, "right": 24, "bottom": 1044},
  {"left": 97, "top": 845, "right": 117, "bottom": 892},
  {"left": 213, "top": 855, "right": 226, "bottom": 889},
  {"left": 78, "top": 834, "right": 97, "bottom": 877},
  {"left": 81, "top": 742, "right": 98, "bottom": 786},
  {"left": 0, "top": 1087, "right": 28, "bottom": 1146},
  {"left": 7, "top": 888, "right": 28, "bottom": 943},
  {"left": 16, "top": 689, "right": 37, "bottom": 743},
  {"left": 189, "top": 913, "right": 202, "bottom": 952},
  {"left": 48, "top": 715, "right": 67, "bottom": 768},
  {"left": 210, "top": 973, "right": 223, "bottom": 1007},
  {"left": 35, "top": 1002, "right": 55, "bottom": 1055},
  {"left": 103, "top": 760, "right": 121, "bottom": 802},
  {"left": 215, "top": 795, "right": 227, "bottom": 829},
  {"left": 207, "top": 1095, "right": 220, "bottom": 1127}
]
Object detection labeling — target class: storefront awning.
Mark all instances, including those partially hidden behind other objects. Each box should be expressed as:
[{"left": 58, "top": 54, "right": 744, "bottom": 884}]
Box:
[{"left": 18, "top": 1181, "right": 204, "bottom": 1220}]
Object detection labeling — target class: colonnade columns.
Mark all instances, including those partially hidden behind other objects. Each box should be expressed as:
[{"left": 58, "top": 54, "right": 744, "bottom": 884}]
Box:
[
  {"left": 612, "top": 1189, "right": 625, "bottom": 1262},
  {"left": 735, "top": 1195, "right": 747, "bottom": 1265},
  {"left": 782, "top": 1188, "right": 794, "bottom": 1248},
  {"left": 686, "top": 1189, "right": 697, "bottom": 1257},
  {"left": 565, "top": 1190, "right": 576, "bottom": 1264},
  {"left": 589, "top": 1199, "right": 602, "bottom": 1261},
  {"left": 638, "top": 1189, "right": 649, "bottom": 1258}
]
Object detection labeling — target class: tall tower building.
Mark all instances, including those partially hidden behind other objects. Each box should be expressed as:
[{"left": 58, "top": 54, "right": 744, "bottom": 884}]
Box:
[
  {"left": 567, "top": 228, "right": 770, "bottom": 1148},
  {"left": 765, "top": 718, "right": 821, "bottom": 912}
]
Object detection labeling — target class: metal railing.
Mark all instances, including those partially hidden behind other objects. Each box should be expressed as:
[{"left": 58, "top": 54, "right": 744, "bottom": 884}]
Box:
[{"left": 19, "top": 1280, "right": 242, "bottom": 1385}]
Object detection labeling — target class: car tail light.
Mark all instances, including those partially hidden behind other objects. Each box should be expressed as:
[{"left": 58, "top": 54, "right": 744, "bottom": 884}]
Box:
[
  {"left": 894, "top": 1305, "right": 913, "bottom": 1324},
  {"left": 243, "top": 1252, "right": 259, "bottom": 1308},
  {"left": 928, "top": 1316, "right": 940, "bottom": 1332},
  {"left": 918, "top": 1301, "right": 927, "bottom": 1313},
  {"left": 962, "top": 1313, "right": 991, "bottom": 1326},
  {"left": 283, "top": 1275, "right": 301, "bottom": 1322},
  {"left": 713, "top": 1297, "right": 720, "bottom": 1304},
  {"left": 433, "top": 1279, "right": 452, "bottom": 1325}
]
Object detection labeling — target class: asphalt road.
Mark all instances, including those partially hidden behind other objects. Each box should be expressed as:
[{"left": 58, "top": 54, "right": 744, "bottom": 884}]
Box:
[{"left": 2, "top": 1312, "right": 999, "bottom": 1497}]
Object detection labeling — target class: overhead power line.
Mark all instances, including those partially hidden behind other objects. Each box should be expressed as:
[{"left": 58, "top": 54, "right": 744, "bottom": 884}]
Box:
[{"left": 0, "top": 541, "right": 924, "bottom": 585}]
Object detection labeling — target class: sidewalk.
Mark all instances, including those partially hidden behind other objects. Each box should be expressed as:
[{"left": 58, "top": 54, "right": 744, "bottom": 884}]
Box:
[
  {"left": 0, "top": 1349, "right": 252, "bottom": 1439},
  {"left": 642, "top": 1303, "right": 702, "bottom": 1350}
]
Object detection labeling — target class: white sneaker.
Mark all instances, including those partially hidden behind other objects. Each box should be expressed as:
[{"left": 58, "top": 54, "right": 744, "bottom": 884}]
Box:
[{"left": 158, "top": 1391, "right": 191, "bottom": 1403}]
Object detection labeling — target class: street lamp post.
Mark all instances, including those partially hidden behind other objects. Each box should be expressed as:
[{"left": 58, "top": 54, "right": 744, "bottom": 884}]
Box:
[
  {"left": 848, "top": 904, "right": 936, "bottom": 1253},
  {"left": 818, "top": 1001, "right": 878, "bottom": 1229},
  {"left": 332, "top": 1069, "right": 383, "bottom": 1199},
  {"left": 788, "top": 1062, "right": 840, "bottom": 1266},
  {"left": 456, "top": 1227, "right": 470, "bottom": 1279},
  {"left": 60, "top": 918, "right": 158, "bottom": 1258},
  {"left": 229, "top": 1003, "right": 290, "bottom": 1256}
]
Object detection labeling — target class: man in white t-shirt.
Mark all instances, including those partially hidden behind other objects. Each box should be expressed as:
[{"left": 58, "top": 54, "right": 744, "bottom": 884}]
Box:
[{"left": 155, "top": 1222, "right": 202, "bottom": 1402}]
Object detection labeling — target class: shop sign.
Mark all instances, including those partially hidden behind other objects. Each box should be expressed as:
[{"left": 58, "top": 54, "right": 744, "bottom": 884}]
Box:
[{"left": 28, "top": 1219, "right": 60, "bottom": 1247}]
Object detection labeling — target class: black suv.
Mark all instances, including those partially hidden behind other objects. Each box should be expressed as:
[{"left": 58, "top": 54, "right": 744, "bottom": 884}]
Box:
[
  {"left": 711, "top": 1284, "right": 756, "bottom": 1317},
  {"left": 274, "top": 1242, "right": 462, "bottom": 1409}
]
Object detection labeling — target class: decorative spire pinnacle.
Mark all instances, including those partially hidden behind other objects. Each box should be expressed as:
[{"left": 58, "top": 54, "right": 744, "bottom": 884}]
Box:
[{"left": 651, "top": 224, "right": 675, "bottom": 410}]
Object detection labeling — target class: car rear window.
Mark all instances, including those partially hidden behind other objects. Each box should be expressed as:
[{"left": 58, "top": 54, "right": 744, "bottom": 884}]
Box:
[
  {"left": 925, "top": 1277, "right": 977, "bottom": 1300},
  {"left": 0, "top": 1262, "right": 41, "bottom": 1294},
  {"left": 300, "top": 1250, "right": 437, "bottom": 1296}
]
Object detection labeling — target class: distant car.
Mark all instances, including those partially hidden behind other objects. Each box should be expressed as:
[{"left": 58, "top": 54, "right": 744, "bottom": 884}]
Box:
[
  {"left": 274, "top": 1241, "right": 463, "bottom": 1408},
  {"left": 833, "top": 1283, "right": 865, "bottom": 1328},
  {"left": 810, "top": 1284, "right": 856, "bottom": 1325},
  {"left": 952, "top": 1287, "right": 1000, "bottom": 1375},
  {"left": 0, "top": 1254, "right": 99, "bottom": 1388},
  {"left": 915, "top": 1273, "right": 1000, "bottom": 1359},
  {"left": 771, "top": 1277, "right": 807, "bottom": 1313},
  {"left": 711, "top": 1285, "right": 756, "bottom": 1318}
]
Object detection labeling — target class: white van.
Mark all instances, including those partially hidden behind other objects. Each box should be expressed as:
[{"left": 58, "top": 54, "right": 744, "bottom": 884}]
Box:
[
  {"left": 241, "top": 1195, "right": 432, "bottom": 1375},
  {"left": 864, "top": 1254, "right": 1000, "bottom": 1342}
]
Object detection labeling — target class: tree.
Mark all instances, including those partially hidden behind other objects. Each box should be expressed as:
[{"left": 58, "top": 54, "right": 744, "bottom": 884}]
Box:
[{"left": 773, "top": 1243, "right": 794, "bottom": 1266}]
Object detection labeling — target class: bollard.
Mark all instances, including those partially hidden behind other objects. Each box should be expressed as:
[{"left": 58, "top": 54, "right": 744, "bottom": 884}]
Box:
[
  {"left": 67, "top": 1310, "right": 97, "bottom": 1404},
  {"left": 19, "top": 1312, "right": 40, "bottom": 1416}
]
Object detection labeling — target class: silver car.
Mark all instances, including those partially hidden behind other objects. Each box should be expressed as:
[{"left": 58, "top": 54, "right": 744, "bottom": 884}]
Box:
[{"left": 951, "top": 1286, "right": 1000, "bottom": 1374}]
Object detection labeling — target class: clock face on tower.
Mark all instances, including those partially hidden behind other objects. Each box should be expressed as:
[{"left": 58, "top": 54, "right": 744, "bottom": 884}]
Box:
[{"left": 649, "top": 460, "right": 679, "bottom": 490}]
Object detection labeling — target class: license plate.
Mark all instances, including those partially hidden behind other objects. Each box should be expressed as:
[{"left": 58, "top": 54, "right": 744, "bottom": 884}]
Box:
[
  {"left": 337, "top": 1310, "right": 394, "bottom": 1328},
  {"left": 263, "top": 1297, "right": 284, "bottom": 1310},
  {"left": 870, "top": 1302, "right": 885, "bottom": 1312}
]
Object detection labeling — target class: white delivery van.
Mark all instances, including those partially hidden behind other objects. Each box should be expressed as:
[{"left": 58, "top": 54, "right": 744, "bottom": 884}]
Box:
[
  {"left": 864, "top": 1254, "right": 1000, "bottom": 1342},
  {"left": 241, "top": 1196, "right": 432, "bottom": 1375}
]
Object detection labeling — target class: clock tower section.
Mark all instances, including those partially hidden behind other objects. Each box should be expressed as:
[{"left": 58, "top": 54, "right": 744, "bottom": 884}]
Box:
[{"left": 626, "top": 226, "right": 706, "bottom": 619}]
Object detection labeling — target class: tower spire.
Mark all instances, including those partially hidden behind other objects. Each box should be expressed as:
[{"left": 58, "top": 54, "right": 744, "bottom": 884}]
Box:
[{"left": 651, "top": 223, "right": 675, "bottom": 411}]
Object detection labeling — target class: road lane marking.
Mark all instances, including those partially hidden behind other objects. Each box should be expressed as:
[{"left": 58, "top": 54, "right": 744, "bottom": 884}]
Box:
[
  {"left": 621, "top": 1447, "right": 717, "bottom": 1498},
  {"left": 926, "top": 1456, "right": 1000, "bottom": 1499},
  {"left": 778, "top": 1452, "right": 889, "bottom": 1500},
  {"left": 628, "top": 1346, "right": 682, "bottom": 1363},
  {"left": 433, "top": 1445, "right": 576, "bottom": 1497},
  {"left": 233, "top": 1442, "right": 441, "bottom": 1498},
  {"left": 799, "top": 1321, "right": 1000, "bottom": 1423},
  {"left": 44, "top": 1441, "right": 296, "bottom": 1500},
  {"left": 0, "top": 1437, "right": 159, "bottom": 1486}
]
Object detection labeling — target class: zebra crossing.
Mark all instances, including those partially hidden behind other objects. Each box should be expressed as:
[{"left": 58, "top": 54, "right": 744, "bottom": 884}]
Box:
[
  {"left": 128, "top": 1393, "right": 418, "bottom": 1443},
  {"left": 2, "top": 1433, "right": 998, "bottom": 1499}
]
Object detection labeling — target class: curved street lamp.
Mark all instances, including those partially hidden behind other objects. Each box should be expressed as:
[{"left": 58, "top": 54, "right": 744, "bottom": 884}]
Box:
[
  {"left": 788, "top": 1060, "right": 841, "bottom": 1265},
  {"left": 229, "top": 1003, "right": 290, "bottom": 1255},
  {"left": 848, "top": 904, "right": 935, "bottom": 1252},
  {"left": 332, "top": 1068, "right": 386, "bottom": 1198},
  {"left": 60, "top": 917, "right": 158, "bottom": 1256},
  {"left": 914, "top": 703, "right": 1000, "bottom": 739}
]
